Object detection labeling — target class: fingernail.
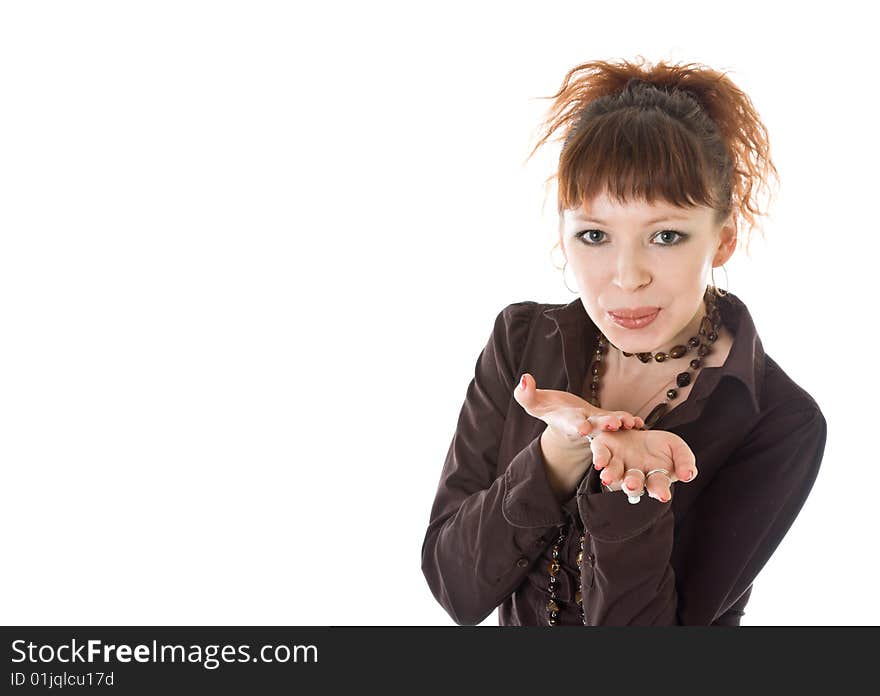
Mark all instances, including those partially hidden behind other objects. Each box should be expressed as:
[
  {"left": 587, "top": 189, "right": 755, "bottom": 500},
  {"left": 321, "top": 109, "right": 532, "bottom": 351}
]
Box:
[
  {"left": 520, "top": 375, "right": 527, "bottom": 389},
  {"left": 685, "top": 470, "right": 694, "bottom": 481}
]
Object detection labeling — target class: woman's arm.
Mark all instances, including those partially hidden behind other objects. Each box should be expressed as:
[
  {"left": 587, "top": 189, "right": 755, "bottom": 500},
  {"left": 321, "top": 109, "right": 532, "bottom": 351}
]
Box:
[
  {"left": 575, "top": 398, "right": 827, "bottom": 625},
  {"left": 421, "top": 302, "right": 572, "bottom": 625}
]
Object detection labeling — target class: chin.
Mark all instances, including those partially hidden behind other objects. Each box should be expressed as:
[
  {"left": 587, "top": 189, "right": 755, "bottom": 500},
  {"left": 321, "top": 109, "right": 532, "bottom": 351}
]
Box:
[{"left": 607, "top": 330, "right": 665, "bottom": 355}]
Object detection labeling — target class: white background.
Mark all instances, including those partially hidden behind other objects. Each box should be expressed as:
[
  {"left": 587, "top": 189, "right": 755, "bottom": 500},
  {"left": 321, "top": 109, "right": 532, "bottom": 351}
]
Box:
[{"left": 0, "top": 1, "right": 875, "bottom": 626}]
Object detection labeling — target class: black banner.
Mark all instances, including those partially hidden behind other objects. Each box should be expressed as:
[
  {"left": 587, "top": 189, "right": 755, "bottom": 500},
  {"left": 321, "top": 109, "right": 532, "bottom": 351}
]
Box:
[{"left": 1, "top": 626, "right": 871, "bottom": 692}]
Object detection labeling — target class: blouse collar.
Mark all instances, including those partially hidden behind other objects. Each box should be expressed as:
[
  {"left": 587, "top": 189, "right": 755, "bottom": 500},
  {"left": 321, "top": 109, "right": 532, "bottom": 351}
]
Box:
[{"left": 540, "top": 290, "right": 764, "bottom": 416}]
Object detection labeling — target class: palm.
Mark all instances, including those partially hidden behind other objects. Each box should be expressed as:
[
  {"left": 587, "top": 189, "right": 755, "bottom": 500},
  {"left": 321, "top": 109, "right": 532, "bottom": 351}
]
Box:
[
  {"left": 595, "top": 429, "right": 679, "bottom": 475},
  {"left": 590, "top": 428, "right": 698, "bottom": 502},
  {"left": 513, "top": 372, "right": 644, "bottom": 443}
]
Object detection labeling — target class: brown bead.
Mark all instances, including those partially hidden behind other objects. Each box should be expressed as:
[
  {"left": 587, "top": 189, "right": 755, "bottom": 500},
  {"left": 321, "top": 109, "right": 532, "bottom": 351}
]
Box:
[
  {"left": 575, "top": 590, "right": 582, "bottom": 605},
  {"left": 669, "top": 345, "right": 687, "bottom": 359},
  {"left": 637, "top": 353, "right": 653, "bottom": 363},
  {"left": 576, "top": 551, "right": 583, "bottom": 566},
  {"left": 591, "top": 363, "right": 602, "bottom": 375},
  {"left": 666, "top": 388, "right": 678, "bottom": 399},
  {"left": 687, "top": 336, "right": 700, "bottom": 348},
  {"left": 547, "top": 599, "right": 559, "bottom": 613},
  {"left": 699, "top": 316, "right": 713, "bottom": 335},
  {"left": 654, "top": 352, "right": 667, "bottom": 362},
  {"left": 689, "top": 358, "right": 702, "bottom": 369},
  {"left": 644, "top": 402, "right": 669, "bottom": 428},
  {"left": 549, "top": 560, "right": 560, "bottom": 575},
  {"left": 676, "top": 372, "right": 691, "bottom": 387},
  {"left": 697, "top": 344, "right": 711, "bottom": 357}
]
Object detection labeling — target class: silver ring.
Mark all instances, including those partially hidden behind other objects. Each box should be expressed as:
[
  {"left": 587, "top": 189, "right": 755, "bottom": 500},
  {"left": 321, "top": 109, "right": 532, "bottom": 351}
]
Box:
[
  {"left": 620, "top": 470, "right": 645, "bottom": 504},
  {"left": 645, "top": 469, "right": 673, "bottom": 482}
]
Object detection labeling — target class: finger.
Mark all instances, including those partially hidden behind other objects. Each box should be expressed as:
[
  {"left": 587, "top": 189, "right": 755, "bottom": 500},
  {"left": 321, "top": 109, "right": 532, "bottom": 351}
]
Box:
[
  {"left": 668, "top": 438, "right": 698, "bottom": 483},
  {"left": 621, "top": 468, "right": 646, "bottom": 502},
  {"left": 599, "top": 452, "right": 624, "bottom": 489},
  {"left": 621, "top": 412, "right": 645, "bottom": 429},
  {"left": 514, "top": 373, "right": 537, "bottom": 410},
  {"left": 579, "top": 415, "right": 599, "bottom": 437},
  {"left": 590, "top": 438, "right": 612, "bottom": 472},
  {"left": 611, "top": 411, "right": 644, "bottom": 429},
  {"left": 645, "top": 469, "right": 674, "bottom": 503},
  {"left": 587, "top": 414, "right": 622, "bottom": 433}
]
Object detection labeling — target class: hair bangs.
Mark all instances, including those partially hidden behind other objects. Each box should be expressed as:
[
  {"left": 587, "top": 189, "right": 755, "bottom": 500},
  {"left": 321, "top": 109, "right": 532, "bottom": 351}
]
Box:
[{"left": 557, "top": 110, "right": 723, "bottom": 218}]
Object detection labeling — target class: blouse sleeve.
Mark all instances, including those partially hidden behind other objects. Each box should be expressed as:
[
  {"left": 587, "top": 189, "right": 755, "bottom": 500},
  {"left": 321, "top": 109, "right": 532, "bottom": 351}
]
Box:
[
  {"left": 575, "top": 398, "right": 827, "bottom": 625},
  {"left": 420, "top": 302, "right": 570, "bottom": 625}
]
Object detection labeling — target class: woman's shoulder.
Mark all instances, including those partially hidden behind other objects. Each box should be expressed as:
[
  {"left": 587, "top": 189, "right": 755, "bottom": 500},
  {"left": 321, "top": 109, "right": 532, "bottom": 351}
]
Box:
[
  {"left": 761, "top": 353, "right": 823, "bottom": 417},
  {"left": 491, "top": 298, "right": 588, "bottom": 347},
  {"left": 716, "top": 292, "right": 823, "bottom": 419},
  {"left": 490, "top": 300, "right": 543, "bottom": 332},
  {"left": 479, "top": 301, "right": 544, "bottom": 368}
]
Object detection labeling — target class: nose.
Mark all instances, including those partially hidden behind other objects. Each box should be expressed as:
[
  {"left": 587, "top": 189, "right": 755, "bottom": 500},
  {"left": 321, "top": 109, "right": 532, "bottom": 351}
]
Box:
[{"left": 613, "top": 253, "right": 651, "bottom": 292}]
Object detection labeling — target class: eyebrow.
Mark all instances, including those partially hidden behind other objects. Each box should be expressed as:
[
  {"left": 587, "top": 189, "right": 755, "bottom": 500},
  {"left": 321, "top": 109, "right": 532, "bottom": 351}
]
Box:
[{"left": 572, "top": 213, "right": 691, "bottom": 225}]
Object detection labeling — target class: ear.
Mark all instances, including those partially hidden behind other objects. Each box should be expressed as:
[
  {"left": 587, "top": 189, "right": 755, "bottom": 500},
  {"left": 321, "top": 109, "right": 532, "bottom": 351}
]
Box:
[{"left": 713, "top": 215, "right": 737, "bottom": 266}]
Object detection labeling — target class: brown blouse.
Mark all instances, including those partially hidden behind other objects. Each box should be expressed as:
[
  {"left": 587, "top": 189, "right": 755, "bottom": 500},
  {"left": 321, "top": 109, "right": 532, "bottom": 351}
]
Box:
[{"left": 421, "top": 291, "right": 827, "bottom": 625}]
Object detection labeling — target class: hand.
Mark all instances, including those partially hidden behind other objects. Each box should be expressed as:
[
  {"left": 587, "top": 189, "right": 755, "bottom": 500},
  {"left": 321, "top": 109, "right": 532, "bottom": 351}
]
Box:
[
  {"left": 513, "top": 373, "right": 645, "bottom": 450},
  {"left": 590, "top": 428, "right": 698, "bottom": 503}
]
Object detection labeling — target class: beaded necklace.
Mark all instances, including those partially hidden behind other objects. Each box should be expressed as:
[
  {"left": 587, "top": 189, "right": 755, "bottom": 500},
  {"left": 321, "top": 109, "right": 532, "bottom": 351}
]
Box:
[{"left": 546, "top": 286, "right": 723, "bottom": 626}]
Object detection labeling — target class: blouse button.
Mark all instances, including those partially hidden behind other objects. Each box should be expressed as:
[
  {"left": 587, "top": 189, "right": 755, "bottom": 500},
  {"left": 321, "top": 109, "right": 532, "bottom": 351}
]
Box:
[{"left": 516, "top": 557, "right": 529, "bottom": 567}]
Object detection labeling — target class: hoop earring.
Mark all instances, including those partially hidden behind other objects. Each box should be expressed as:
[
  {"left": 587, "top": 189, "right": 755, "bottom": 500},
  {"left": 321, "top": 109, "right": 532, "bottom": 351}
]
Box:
[
  {"left": 562, "top": 259, "right": 579, "bottom": 294},
  {"left": 710, "top": 264, "right": 729, "bottom": 297}
]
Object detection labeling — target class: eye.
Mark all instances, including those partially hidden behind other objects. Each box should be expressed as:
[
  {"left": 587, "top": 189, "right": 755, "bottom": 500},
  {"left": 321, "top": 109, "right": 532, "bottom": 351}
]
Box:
[
  {"left": 655, "top": 230, "right": 687, "bottom": 245},
  {"left": 574, "top": 229, "right": 689, "bottom": 246},
  {"left": 576, "top": 229, "right": 607, "bottom": 245}
]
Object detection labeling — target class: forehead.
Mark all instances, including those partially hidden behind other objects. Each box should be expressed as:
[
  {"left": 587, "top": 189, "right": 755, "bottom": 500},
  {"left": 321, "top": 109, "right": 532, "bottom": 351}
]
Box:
[{"left": 564, "top": 194, "right": 702, "bottom": 223}]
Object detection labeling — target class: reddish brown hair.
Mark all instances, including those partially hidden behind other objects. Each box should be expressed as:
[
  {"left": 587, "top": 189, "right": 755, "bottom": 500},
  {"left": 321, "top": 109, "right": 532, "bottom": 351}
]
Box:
[{"left": 525, "top": 56, "right": 779, "bottom": 256}]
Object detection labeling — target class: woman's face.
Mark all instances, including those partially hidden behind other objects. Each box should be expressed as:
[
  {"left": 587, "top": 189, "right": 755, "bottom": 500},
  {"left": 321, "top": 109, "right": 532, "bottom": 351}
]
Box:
[{"left": 560, "top": 190, "right": 736, "bottom": 355}]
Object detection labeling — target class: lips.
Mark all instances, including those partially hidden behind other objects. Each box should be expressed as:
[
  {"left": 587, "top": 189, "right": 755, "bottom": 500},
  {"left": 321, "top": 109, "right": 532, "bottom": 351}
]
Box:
[
  {"left": 608, "top": 307, "right": 660, "bottom": 319},
  {"left": 607, "top": 308, "right": 661, "bottom": 330}
]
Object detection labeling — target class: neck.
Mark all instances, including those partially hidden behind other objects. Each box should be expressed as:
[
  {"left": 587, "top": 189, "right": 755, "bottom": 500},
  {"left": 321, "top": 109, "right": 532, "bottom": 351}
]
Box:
[{"left": 606, "top": 301, "right": 708, "bottom": 382}]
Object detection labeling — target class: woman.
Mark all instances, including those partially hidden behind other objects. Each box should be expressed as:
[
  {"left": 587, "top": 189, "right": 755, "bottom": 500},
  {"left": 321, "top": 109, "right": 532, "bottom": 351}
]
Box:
[{"left": 420, "top": 57, "right": 827, "bottom": 626}]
